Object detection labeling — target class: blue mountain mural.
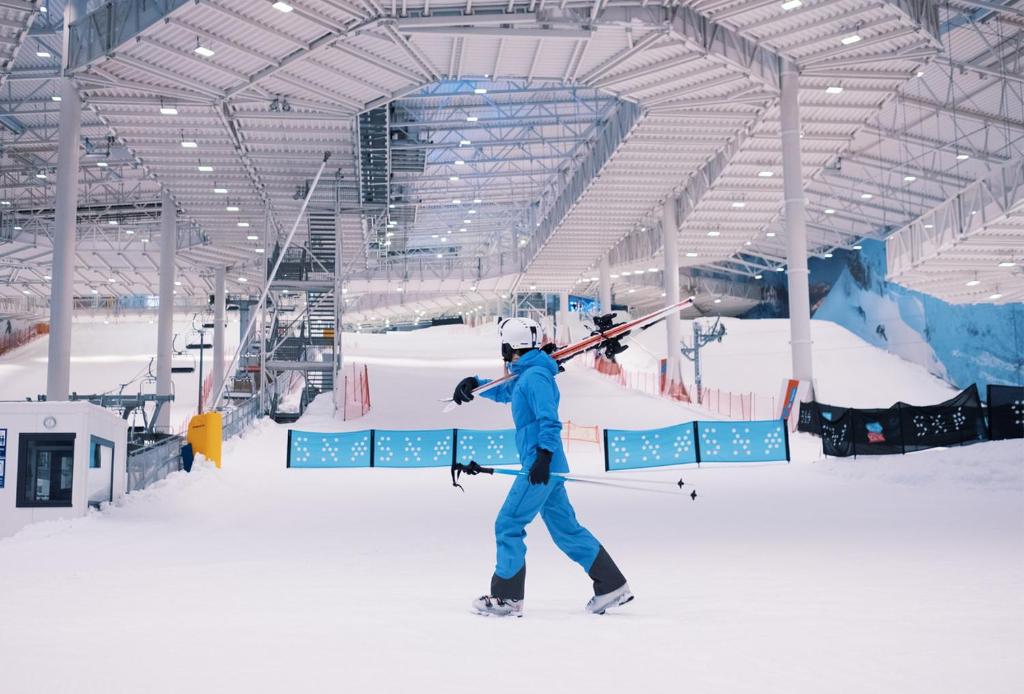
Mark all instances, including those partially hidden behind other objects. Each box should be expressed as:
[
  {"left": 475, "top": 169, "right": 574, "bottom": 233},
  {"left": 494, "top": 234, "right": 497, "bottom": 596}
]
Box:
[{"left": 742, "top": 239, "right": 1024, "bottom": 390}]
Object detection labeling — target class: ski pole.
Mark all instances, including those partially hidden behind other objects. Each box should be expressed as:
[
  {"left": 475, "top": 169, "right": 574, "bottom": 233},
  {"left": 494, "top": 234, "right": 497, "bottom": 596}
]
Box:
[{"left": 451, "top": 462, "right": 697, "bottom": 499}]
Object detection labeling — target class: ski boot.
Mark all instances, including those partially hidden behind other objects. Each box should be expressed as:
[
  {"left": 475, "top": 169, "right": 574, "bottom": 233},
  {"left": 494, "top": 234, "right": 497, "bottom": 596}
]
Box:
[
  {"left": 586, "top": 583, "right": 635, "bottom": 615},
  {"left": 472, "top": 595, "right": 523, "bottom": 618}
]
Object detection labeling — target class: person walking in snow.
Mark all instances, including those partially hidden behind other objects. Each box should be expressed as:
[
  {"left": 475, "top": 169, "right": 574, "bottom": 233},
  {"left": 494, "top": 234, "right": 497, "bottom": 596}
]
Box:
[{"left": 452, "top": 316, "right": 633, "bottom": 618}]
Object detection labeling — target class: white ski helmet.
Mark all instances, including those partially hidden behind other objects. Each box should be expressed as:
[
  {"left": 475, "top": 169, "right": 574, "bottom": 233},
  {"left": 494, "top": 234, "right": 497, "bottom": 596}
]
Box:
[{"left": 498, "top": 316, "right": 541, "bottom": 360}]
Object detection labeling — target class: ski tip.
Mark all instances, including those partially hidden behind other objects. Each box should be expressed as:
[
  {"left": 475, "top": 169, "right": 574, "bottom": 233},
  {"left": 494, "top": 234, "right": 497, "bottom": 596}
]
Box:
[{"left": 442, "top": 401, "right": 458, "bottom": 414}]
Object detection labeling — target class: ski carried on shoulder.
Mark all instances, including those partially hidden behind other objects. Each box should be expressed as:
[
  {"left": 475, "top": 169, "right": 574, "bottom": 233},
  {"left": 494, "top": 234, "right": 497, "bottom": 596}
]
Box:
[{"left": 441, "top": 296, "right": 695, "bottom": 412}]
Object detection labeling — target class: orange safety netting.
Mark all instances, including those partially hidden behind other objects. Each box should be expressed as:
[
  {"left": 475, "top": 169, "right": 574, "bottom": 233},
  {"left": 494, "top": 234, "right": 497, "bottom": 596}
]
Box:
[
  {"left": 343, "top": 363, "right": 371, "bottom": 421},
  {"left": 588, "top": 354, "right": 778, "bottom": 421},
  {"left": 0, "top": 322, "right": 48, "bottom": 357}
]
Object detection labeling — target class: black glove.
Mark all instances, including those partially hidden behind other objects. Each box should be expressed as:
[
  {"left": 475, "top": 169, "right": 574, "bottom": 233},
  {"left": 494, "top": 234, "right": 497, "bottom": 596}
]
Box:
[
  {"left": 453, "top": 376, "right": 479, "bottom": 405},
  {"left": 529, "top": 448, "right": 552, "bottom": 485}
]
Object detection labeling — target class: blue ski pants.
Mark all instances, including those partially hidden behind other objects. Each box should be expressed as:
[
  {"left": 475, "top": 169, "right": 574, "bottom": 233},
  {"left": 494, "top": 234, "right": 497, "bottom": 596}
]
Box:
[{"left": 492, "top": 475, "right": 602, "bottom": 590}]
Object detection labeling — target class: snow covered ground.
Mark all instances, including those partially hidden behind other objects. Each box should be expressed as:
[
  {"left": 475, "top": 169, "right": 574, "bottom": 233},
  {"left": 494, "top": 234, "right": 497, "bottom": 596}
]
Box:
[
  {"left": 0, "top": 321, "right": 1021, "bottom": 693},
  {"left": 616, "top": 317, "right": 958, "bottom": 407},
  {"left": 0, "top": 313, "right": 239, "bottom": 430}
]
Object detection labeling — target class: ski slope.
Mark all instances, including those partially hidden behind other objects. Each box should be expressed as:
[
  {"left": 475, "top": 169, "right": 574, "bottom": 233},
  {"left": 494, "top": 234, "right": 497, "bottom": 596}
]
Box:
[
  {"left": 615, "top": 317, "right": 957, "bottom": 407},
  {"left": 0, "top": 314, "right": 239, "bottom": 430},
  {"left": 0, "top": 321, "right": 1021, "bottom": 694}
]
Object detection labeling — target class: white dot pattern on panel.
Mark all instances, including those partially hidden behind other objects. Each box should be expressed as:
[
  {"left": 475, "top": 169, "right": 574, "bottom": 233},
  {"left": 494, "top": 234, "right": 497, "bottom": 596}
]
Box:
[
  {"left": 485, "top": 434, "right": 506, "bottom": 462},
  {"left": 700, "top": 426, "right": 722, "bottom": 456},
  {"left": 293, "top": 434, "right": 311, "bottom": 464},
  {"left": 637, "top": 432, "right": 663, "bottom": 462},
  {"left": 1014, "top": 400, "right": 1023, "bottom": 426},
  {"left": 729, "top": 426, "right": 753, "bottom": 457},
  {"left": 378, "top": 434, "right": 395, "bottom": 463},
  {"left": 430, "top": 435, "right": 452, "bottom": 463},
  {"left": 609, "top": 434, "right": 631, "bottom": 462},
  {"left": 762, "top": 429, "right": 783, "bottom": 455}
]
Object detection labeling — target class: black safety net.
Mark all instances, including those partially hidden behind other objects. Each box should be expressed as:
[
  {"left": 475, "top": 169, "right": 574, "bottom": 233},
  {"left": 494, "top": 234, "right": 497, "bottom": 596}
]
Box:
[
  {"left": 800, "top": 386, "right": 989, "bottom": 457},
  {"left": 987, "top": 385, "right": 1024, "bottom": 441}
]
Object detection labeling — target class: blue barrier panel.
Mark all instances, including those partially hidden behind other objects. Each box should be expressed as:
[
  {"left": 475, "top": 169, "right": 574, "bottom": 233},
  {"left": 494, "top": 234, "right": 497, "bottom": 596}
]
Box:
[
  {"left": 374, "top": 429, "right": 454, "bottom": 468},
  {"left": 696, "top": 420, "right": 789, "bottom": 463},
  {"left": 287, "top": 430, "right": 373, "bottom": 468},
  {"left": 604, "top": 422, "right": 698, "bottom": 471},
  {"left": 455, "top": 428, "right": 520, "bottom": 466}
]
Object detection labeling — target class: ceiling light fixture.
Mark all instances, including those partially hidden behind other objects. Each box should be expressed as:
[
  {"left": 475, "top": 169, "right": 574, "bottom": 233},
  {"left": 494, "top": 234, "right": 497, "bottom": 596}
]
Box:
[
  {"left": 237, "top": 221, "right": 250, "bottom": 227},
  {"left": 36, "top": 49, "right": 52, "bottom": 58},
  {"left": 841, "top": 33, "right": 862, "bottom": 45},
  {"left": 246, "top": 235, "right": 259, "bottom": 240},
  {"left": 956, "top": 153, "right": 970, "bottom": 161},
  {"left": 194, "top": 39, "right": 215, "bottom": 57},
  {"left": 214, "top": 187, "right": 228, "bottom": 194},
  {"left": 272, "top": 1, "right": 294, "bottom": 11},
  {"left": 861, "top": 193, "right": 873, "bottom": 199},
  {"left": 989, "top": 292, "right": 1003, "bottom": 300},
  {"left": 237, "top": 277, "right": 247, "bottom": 283},
  {"left": 466, "top": 116, "right": 478, "bottom": 122},
  {"left": 226, "top": 205, "right": 239, "bottom": 212},
  {"left": 452, "top": 198, "right": 461, "bottom": 204},
  {"left": 766, "top": 231, "right": 776, "bottom": 237},
  {"left": 781, "top": 0, "right": 803, "bottom": 9},
  {"left": 160, "top": 105, "right": 178, "bottom": 115},
  {"left": 51, "top": 95, "right": 61, "bottom": 102},
  {"left": 825, "top": 85, "right": 843, "bottom": 94},
  {"left": 731, "top": 201, "right": 746, "bottom": 208},
  {"left": 998, "top": 261, "right": 1016, "bottom": 268},
  {"left": 686, "top": 252, "right": 699, "bottom": 257},
  {"left": 824, "top": 208, "right": 835, "bottom": 214},
  {"left": 758, "top": 170, "right": 774, "bottom": 177},
  {"left": 474, "top": 87, "right": 487, "bottom": 95},
  {"left": 903, "top": 175, "right": 916, "bottom": 182},
  {"left": 198, "top": 164, "right": 213, "bottom": 172},
  {"left": 459, "top": 139, "right": 472, "bottom": 146},
  {"left": 96, "top": 161, "right": 108, "bottom": 168},
  {"left": 965, "top": 279, "right": 981, "bottom": 287}
]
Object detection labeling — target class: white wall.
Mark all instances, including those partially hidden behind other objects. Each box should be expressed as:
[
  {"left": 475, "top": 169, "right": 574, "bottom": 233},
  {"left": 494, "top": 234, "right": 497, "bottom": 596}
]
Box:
[{"left": 0, "top": 402, "right": 127, "bottom": 539}]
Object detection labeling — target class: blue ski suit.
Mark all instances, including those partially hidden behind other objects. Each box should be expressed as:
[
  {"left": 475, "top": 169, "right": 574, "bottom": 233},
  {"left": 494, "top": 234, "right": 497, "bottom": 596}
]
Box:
[{"left": 477, "top": 349, "right": 625, "bottom": 600}]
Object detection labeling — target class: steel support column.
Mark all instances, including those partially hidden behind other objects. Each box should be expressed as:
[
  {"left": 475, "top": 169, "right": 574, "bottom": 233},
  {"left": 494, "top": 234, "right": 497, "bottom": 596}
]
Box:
[
  {"left": 781, "top": 61, "right": 814, "bottom": 385},
  {"left": 45, "top": 0, "right": 87, "bottom": 401},
  {"left": 156, "top": 187, "right": 176, "bottom": 432},
  {"left": 213, "top": 266, "right": 226, "bottom": 408},
  {"left": 599, "top": 255, "right": 612, "bottom": 312},
  {"left": 662, "top": 198, "right": 682, "bottom": 391}
]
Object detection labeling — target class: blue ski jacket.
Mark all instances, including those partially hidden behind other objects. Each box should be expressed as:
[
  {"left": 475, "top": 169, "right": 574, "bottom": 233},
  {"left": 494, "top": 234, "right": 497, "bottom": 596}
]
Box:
[{"left": 478, "top": 349, "right": 570, "bottom": 474}]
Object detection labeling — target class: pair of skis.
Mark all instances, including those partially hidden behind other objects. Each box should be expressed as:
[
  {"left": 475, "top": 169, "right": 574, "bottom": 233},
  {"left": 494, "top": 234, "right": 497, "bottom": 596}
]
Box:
[{"left": 441, "top": 296, "right": 696, "bottom": 412}]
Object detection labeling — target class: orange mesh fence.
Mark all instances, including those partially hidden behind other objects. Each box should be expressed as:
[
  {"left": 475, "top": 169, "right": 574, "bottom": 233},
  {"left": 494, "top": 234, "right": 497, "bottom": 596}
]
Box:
[
  {"left": 0, "top": 322, "right": 48, "bottom": 357},
  {"left": 587, "top": 354, "right": 777, "bottom": 421},
  {"left": 343, "top": 363, "right": 371, "bottom": 420}
]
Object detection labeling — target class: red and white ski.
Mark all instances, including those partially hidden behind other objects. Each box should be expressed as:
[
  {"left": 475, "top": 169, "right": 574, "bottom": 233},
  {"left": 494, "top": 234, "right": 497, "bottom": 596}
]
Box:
[{"left": 442, "top": 296, "right": 695, "bottom": 411}]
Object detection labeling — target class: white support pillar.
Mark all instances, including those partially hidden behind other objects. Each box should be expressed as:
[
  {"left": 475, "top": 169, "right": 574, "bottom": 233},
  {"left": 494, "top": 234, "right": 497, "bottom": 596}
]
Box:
[
  {"left": 155, "top": 188, "right": 176, "bottom": 432},
  {"left": 599, "top": 254, "right": 612, "bottom": 313},
  {"left": 213, "top": 266, "right": 226, "bottom": 408},
  {"left": 780, "top": 60, "right": 814, "bottom": 384},
  {"left": 662, "top": 197, "right": 682, "bottom": 392},
  {"left": 558, "top": 289, "right": 570, "bottom": 343},
  {"left": 332, "top": 210, "right": 345, "bottom": 417},
  {"left": 45, "top": 0, "right": 87, "bottom": 401}
]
